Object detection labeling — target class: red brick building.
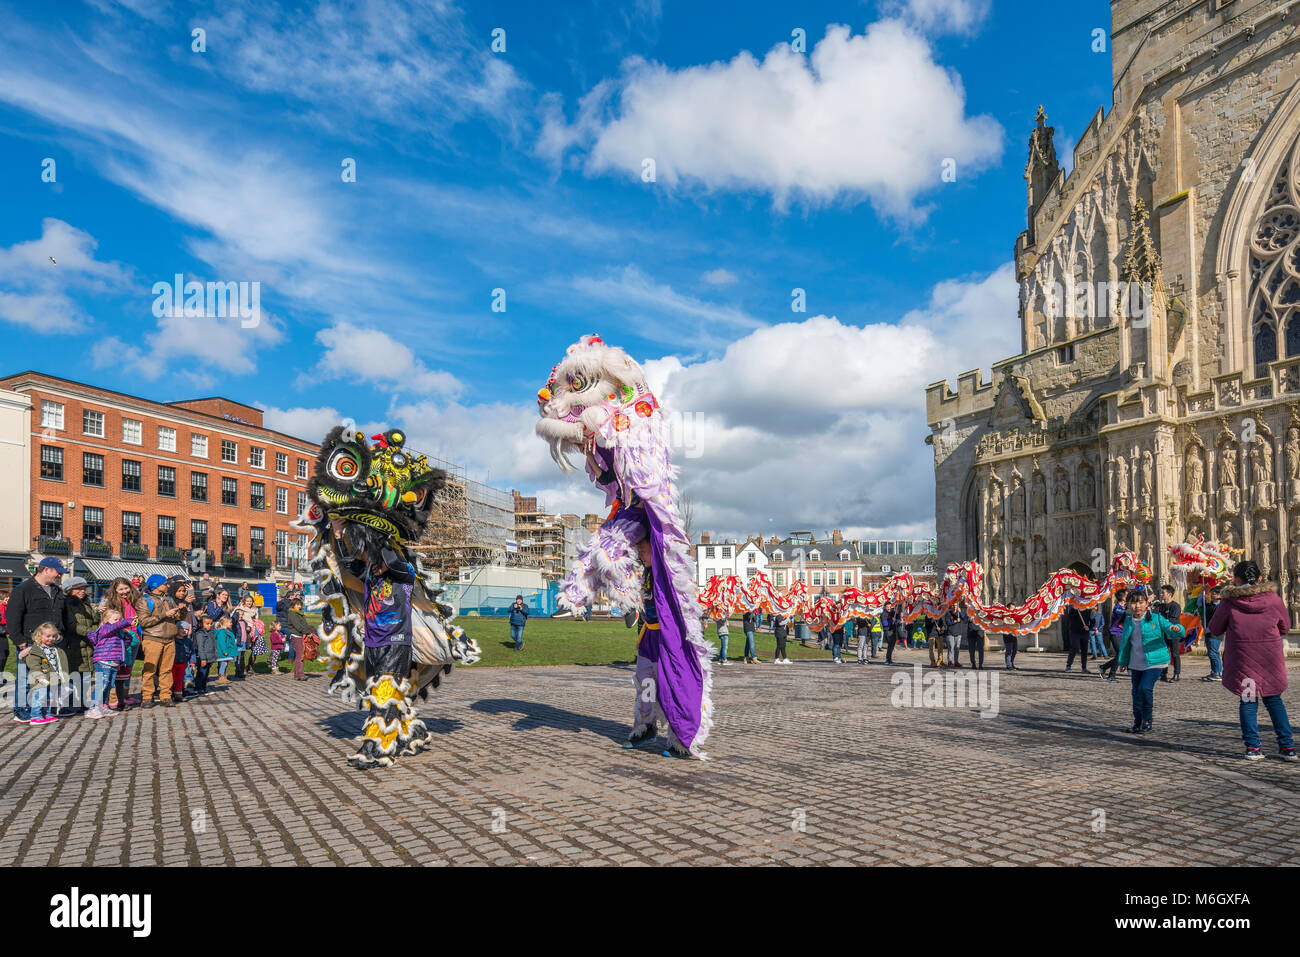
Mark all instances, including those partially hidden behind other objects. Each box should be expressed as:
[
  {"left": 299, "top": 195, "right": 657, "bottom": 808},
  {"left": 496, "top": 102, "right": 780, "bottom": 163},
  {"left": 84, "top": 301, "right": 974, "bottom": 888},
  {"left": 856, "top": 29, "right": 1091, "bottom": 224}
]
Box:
[{"left": 0, "top": 371, "right": 321, "bottom": 586}]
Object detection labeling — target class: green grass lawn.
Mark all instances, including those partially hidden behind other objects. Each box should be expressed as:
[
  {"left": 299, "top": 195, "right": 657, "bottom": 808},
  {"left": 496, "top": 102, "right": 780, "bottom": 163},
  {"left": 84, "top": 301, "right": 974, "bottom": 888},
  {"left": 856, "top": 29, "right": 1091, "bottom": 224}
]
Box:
[
  {"left": 2, "top": 612, "right": 845, "bottom": 673},
  {"left": 460, "top": 616, "right": 833, "bottom": 666}
]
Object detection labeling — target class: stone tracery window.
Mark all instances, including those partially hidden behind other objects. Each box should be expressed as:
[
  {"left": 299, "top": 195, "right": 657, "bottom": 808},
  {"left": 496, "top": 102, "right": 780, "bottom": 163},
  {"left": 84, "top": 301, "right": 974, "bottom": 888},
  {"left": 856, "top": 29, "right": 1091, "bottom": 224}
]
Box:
[{"left": 1248, "top": 134, "right": 1300, "bottom": 378}]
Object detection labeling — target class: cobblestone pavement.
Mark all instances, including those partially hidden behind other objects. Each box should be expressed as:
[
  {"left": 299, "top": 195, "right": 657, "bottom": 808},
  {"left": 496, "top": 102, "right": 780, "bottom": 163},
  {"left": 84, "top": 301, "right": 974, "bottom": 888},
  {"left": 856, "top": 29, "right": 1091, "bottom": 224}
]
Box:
[{"left": 2, "top": 648, "right": 1299, "bottom": 866}]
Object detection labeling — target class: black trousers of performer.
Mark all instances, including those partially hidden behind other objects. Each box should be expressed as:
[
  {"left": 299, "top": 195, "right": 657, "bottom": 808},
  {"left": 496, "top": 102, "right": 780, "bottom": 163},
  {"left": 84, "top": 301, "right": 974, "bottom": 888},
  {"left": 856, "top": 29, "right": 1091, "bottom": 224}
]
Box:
[
  {"left": 1066, "top": 635, "right": 1090, "bottom": 671},
  {"left": 1002, "top": 636, "right": 1018, "bottom": 669},
  {"left": 1162, "top": 639, "right": 1182, "bottom": 680},
  {"left": 364, "top": 641, "right": 413, "bottom": 684},
  {"left": 967, "top": 635, "right": 985, "bottom": 669},
  {"left": 885, "top": 633, "right": 900, "bottom": 664},
  {"left": 773, "top": 633, "right": 787, "bottom": 660}
]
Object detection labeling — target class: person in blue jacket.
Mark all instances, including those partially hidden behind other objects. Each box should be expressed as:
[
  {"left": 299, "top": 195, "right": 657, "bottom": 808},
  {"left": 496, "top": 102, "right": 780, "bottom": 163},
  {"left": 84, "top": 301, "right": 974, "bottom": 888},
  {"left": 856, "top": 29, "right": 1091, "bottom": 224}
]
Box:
[
  {"left": 508, "top": 595, "right": 529, "bottom": 651},
  {"left": 1117, "top": 585, "right": 1185, "bottom": 734}
]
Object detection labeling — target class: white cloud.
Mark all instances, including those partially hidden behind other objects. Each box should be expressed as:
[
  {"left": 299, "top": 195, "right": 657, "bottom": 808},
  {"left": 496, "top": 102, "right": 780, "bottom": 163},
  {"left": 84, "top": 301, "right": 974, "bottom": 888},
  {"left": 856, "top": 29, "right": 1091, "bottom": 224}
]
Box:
[
  {"left": 387, "top": 398, "right": 566, "bottom": 487},
  {"left": 260, "top": 405, "right": 344, "bottom": 443},
  {"left": 563, "top": 264, "right": 763, "bottom": 349},
  {"left": 882, "top": 0, "right": 992, "bottom": 36},
  {"left": 310, "top": 323, "right": 463, "bottom": 397},
  {"left": 91, "top": 310, "right": 286, "bottom": 384},
  {"left": 0, "top": 219, "right": 132, "bottom": 332},
  {"left": 205, "top": 0, "right": 527, "bottom": 133},
  {"left": 899, "top": 260, "right": 1020, "bottom": 381},
  {"left": 701, "top": 268, "right": 738, "bottom": 286},
  {"left": 540, "top": 22, "right": 1002, "bottom": 217}
]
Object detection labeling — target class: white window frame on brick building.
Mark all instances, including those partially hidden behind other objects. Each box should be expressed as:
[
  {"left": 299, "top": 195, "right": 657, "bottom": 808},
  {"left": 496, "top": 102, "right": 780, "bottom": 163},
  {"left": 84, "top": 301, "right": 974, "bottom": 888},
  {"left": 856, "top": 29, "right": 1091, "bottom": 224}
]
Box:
[
  {"left": 275, "top": 452, "right": 287, "bottom": 474},
  {"left": 40, "top": 400, "right": 64, "bottom": 430},
  {"left": 82, "top": 410, "right": 104, "bottom": 437},
  {"left": 39, "top": 501, "right": 63, "bottom": 538},
  {"left": 192, "top": 434, "right": 208, "bottom": 458},
  {"left": 275, "top": 487, "right": 287, "bottom": 514},
  {"left": 122, "top": 417, "right": 142, "bottom": 445},
  {"left": 250, "top": 446, "right": 265, "bottom": 469},
  {"left": 158, "top": 426, "right": 176, "bottom": 452},
  {"left": 221, "top": 439, "right": 237, "bottom": 464}
]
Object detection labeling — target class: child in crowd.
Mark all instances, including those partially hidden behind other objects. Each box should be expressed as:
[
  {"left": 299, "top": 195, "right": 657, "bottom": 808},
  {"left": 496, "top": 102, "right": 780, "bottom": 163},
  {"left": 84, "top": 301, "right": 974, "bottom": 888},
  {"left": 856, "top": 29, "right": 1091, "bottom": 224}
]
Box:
[
  {"left": 20, "top": 622, "right": 69, "bottom": 725},
  {"left": 192, "top": 615, "right": 217, "bottom": 693},
  {"left": 172, "top": 620, "right": 196, "bottom": 702},
  {"left": 243, "top": 614, "right": 268, "bottom": 677},
  {"left": 84, "top": 608, "right": 134, "bottom": 718},
  {"left": 267, "top": 625, "right": 285, "bottom": 674},
  {"left": 215, "top": 616, "right": 238, "bottom": 684}
]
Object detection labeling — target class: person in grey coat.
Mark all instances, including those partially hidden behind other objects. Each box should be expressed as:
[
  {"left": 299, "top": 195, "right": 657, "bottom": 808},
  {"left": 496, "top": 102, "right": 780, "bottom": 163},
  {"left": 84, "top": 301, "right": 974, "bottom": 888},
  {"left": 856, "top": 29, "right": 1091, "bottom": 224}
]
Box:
[{"left": 192, "top": 614, "right": 218, "bottom": 693}]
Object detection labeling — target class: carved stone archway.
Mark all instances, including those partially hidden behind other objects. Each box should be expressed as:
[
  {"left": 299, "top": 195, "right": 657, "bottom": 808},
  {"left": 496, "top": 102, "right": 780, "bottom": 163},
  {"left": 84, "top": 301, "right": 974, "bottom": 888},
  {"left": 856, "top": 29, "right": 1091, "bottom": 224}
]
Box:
[{"left": 1217, "top": 78, "right": 1300, "bottom": 376}]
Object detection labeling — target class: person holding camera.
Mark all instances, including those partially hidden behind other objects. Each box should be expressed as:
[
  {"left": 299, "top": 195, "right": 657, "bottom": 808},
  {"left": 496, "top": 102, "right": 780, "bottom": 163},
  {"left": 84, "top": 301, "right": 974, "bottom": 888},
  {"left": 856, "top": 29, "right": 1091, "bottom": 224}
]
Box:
[
  {"left": 137, "top": 573, "right": 187, "bottom": 707},
  {"left": 508, "top": 595, "right": 529, "bottom": 651}
]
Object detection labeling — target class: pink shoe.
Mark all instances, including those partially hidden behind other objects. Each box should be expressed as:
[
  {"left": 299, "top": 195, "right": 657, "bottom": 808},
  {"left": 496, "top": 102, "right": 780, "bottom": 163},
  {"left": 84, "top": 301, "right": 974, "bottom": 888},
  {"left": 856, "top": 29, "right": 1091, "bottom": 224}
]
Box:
[{"left": 30, "top": 716, "right": 54, "bottom": 725}]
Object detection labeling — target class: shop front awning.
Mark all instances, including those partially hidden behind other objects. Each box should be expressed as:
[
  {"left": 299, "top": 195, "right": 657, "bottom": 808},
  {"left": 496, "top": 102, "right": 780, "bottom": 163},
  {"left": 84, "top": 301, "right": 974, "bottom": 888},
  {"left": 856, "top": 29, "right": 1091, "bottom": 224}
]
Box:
[
  {"left": 76, "top": 558, "right": 191, "bottom": 582},
  {"left": 213, "top": 566, "right": 272, "bottom": 580},
  {"left": 0, "top": 552, "right": 31, "bottom": 577}
]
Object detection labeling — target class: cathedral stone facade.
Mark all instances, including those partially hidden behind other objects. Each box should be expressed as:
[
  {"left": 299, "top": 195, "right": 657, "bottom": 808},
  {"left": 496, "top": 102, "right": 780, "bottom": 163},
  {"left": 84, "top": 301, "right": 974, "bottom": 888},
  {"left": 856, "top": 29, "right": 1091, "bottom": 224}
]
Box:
[{"left": 926, "top": 0, "right": 1300, "bottom": 631}]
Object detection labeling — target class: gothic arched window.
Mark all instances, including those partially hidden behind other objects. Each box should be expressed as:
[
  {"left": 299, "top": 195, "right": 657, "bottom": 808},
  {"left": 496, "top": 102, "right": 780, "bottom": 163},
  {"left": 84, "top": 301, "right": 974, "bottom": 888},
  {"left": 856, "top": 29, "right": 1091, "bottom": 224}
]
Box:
[
  {"left": 1248, "top": 136, "right": 1300, "bottom": 378},
  {"left": 1256, "top": 318, "right": 1278, "bottom": 373},
  {"left": 1288, "top": 314, "right": 1300, "bottom": 358},
  {"left": 1072, "top": 252, "right": 1093, "bottom": 331}
]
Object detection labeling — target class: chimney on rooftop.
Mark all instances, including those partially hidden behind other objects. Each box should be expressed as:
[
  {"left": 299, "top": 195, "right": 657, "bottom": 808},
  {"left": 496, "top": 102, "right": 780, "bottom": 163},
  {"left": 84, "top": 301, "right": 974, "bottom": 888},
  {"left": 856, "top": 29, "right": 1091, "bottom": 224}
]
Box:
[{"left": 832, "top": 529, "right": 843, "bottom": 545}]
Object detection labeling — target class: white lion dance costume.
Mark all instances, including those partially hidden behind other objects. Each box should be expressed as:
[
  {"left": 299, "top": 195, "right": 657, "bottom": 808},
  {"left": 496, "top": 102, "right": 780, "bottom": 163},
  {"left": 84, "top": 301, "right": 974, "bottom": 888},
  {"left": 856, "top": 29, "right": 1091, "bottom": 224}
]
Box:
[
  {"left": 536, "top": 335, "right": 714, "bottom": 759},
  {"left": 294, "top": 425, "right": 481, "bottom": 770}
]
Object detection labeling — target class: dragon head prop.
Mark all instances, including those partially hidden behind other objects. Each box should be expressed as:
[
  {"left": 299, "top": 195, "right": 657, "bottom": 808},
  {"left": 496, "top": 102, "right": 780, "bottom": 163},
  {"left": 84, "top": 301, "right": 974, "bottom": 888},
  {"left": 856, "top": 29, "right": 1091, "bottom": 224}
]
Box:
[
  {"left": 307, "top": 425, "right": 446, "bottom": 555},
  {"left": 1169, "top": 537, "right": 1239, "bottom": 595},
  {"left": 535, "top": 334, "right": 660, "bottom": 471}
]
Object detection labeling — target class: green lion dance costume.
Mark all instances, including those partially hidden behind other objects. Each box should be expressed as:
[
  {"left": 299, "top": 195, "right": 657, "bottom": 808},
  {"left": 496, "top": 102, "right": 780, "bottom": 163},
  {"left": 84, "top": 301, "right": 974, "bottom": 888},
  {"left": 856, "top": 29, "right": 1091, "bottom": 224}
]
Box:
[{"left": 294, "top": 425, "right": 481, "bottom": 770}]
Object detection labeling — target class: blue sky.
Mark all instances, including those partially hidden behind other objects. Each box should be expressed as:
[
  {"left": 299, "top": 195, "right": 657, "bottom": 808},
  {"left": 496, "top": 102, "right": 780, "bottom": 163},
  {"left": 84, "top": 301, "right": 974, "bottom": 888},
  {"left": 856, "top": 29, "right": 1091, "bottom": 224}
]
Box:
[{"left": 0, "top": 0, "right": 1116, "bottom": 541}]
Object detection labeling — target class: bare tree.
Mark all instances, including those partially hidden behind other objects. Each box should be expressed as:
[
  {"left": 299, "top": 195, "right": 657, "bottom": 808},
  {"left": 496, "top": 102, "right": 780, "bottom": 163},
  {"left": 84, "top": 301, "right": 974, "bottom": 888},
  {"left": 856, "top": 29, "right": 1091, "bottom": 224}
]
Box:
[{"left": 679, "top": 490, "right": 696, "bottom": 543}]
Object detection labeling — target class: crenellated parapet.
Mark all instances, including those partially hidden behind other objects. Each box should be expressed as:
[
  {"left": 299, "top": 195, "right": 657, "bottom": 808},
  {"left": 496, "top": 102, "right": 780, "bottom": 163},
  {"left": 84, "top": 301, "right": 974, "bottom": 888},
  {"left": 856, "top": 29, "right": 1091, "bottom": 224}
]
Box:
[{"left": 925, "top": 367, "right": 998, "bottom": 424}]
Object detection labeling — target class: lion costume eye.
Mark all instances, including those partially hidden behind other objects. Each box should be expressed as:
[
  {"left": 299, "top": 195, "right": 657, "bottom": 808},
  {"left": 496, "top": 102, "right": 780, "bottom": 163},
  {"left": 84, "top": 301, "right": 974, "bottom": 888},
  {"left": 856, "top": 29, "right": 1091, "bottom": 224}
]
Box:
[
  {"left": 327, "top": 448, "right": 361, "bottom": 481},
  {"left": 567, "top": 372, "right": 591, "bottom": 392}
]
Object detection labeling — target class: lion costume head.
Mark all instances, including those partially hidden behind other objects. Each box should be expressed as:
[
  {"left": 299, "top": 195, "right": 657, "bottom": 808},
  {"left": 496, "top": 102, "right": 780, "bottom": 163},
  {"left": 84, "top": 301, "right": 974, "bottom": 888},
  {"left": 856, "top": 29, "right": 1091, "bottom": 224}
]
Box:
[{"left": 534, "top": 334, "right": 659, "bottom": 471}]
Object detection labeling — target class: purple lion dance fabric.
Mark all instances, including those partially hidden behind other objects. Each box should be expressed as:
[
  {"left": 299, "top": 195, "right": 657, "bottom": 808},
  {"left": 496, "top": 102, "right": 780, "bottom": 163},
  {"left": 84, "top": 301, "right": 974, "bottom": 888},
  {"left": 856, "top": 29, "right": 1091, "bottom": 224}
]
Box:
[{"left": 536, "top": 335, "right": 714, "bottom": 758}]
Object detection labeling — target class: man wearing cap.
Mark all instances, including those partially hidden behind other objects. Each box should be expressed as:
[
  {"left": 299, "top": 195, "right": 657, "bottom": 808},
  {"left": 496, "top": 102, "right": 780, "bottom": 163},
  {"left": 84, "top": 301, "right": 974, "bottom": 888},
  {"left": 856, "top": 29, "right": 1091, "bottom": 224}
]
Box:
[
  {"left": 137, "top": 573, "right": 186, "bottom": 707},
  {"left": 7, "top": 557, "right": 67, "bottom": 723}
]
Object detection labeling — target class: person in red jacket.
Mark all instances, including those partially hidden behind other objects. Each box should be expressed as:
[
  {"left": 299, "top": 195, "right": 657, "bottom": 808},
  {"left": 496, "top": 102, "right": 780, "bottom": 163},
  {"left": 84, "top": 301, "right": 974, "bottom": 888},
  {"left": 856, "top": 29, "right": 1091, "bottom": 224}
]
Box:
[{"left": 1209, "top": 560, "right": 1296, "bottom": 762}]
